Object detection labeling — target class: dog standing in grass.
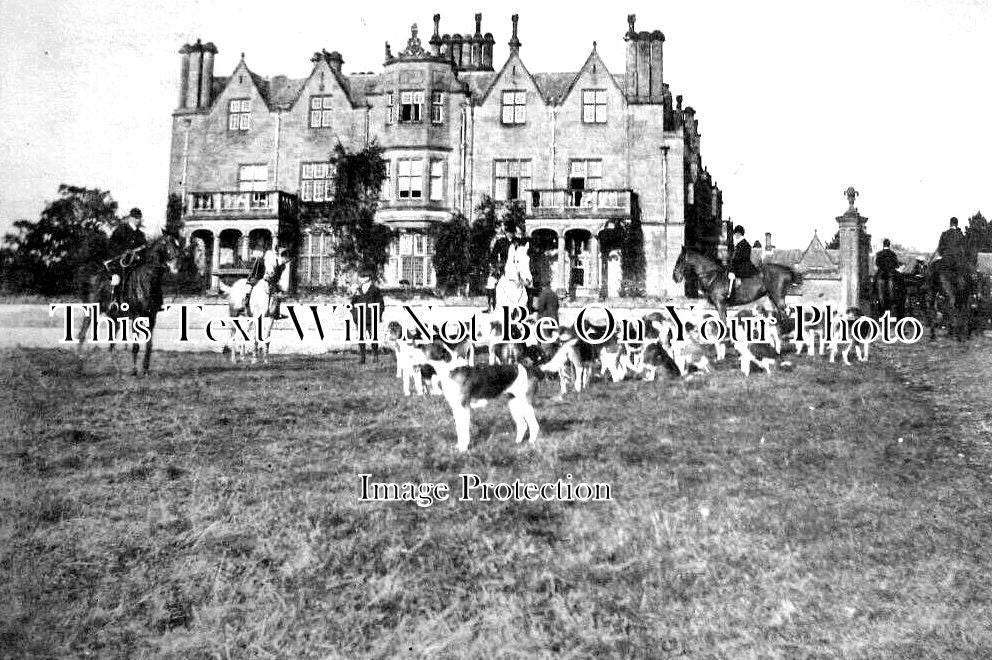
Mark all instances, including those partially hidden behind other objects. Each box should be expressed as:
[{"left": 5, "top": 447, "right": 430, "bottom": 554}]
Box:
[{"left": 426, "top": 353, "right": 540, "bottom": 452}]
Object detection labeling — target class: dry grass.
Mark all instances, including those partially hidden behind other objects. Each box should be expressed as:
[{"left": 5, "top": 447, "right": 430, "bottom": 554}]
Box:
[{"left": 1, "top": 337, "right": 990, "bottom": 659}]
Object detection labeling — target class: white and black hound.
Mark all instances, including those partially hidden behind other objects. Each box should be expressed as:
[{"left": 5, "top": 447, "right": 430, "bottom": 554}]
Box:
[{"left": 426, "top": 357, "right": 540, "bottom": 452}]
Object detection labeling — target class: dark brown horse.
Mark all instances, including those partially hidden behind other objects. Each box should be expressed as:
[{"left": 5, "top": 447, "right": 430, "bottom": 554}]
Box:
[
  {"left": 673, "top": 247, "right": 801, "bottom": 321},
  {"left": 873, "top": 270, "right": 906, "bottom": 319},
  {"left": 351, "top": 279, "right": 384, "bottom": 364},
  {"left": 925, "top": 259, "right": 973, "bottom": 341},
  {"left": 80, "top": 235, "right": 182, "bottom": 374}
]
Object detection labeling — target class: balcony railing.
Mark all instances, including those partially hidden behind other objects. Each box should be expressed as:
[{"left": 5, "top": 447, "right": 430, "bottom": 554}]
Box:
[
  {"left": 526, "top": 189, "right": 633, "bottom": 217},
  {"left": 185, "top": 191, "right": 297, "bottom": 218}
]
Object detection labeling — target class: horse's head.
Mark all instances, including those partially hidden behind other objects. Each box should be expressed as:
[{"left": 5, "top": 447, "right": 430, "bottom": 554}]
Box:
[
  {"left": 148, "top": 234, "right": 182, "bottom": 275},
  {"left": 672, "top": 247, "right": 686, "bottom": 283}
]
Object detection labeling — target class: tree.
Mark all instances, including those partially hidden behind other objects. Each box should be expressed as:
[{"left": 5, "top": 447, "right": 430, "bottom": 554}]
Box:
[
  {"left": 0, "top": 185, "right": 119, "bottom": 295},
  {"left": 429, "top": 213, "right": 472, "bottom": 295},
  {"left": 965, "top": 211, "right": 990, "bottom": 262},
  {"left": 326, "top": 142, "right": 394, "bottom": 277}
]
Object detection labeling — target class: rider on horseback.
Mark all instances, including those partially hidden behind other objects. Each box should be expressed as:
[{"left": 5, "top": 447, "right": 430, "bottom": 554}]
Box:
[
  {"left": 103, "top": 208, "right": 146, "bottom": 309},
  {"left": 875, "top": 238, "right": 900, "bottom": 275},
  {"left": 727, "top": 225, "right": 759, "bottom": 299},
  {"left": 935, "top": 216, "right": 967, "bottom": 273},
  {"left": 245, "top": 237, "right": 286, "bottom": 319}
]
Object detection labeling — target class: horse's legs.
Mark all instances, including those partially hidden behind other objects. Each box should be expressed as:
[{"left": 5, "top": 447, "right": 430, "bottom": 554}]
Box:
[
  {"left": 142, "top": 337, "right": 153, "bottom": 374},
  {"left": 131, "top": 341, "right": 140, "bottom": 376},
  {"left": 371, "top": 341, "right": 380, "bottom": 363},
  {"left": 358, "top": 341, "right": 367, "bottom": 364}
]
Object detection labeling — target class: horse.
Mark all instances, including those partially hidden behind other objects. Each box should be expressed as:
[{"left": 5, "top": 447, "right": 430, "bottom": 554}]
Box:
[
  {"left": 220, "top": 257, "right": 290, "bottom": 364},
  {"left": 79, "top": 234, "right": 183, "bottom": 375},
  {"left": 672, "top": 247, "right": 801, "bottom": 322},
  {"left": 873, "top": 270, "right": 906, "bottom": 319},
  {"left": 351, "top": 278, "right": 384, "bottom": 364},
  {"left": 925, "top": 259, "right": 973, "bottom": 342},
  {"left": 495, "top": 240, "right": 533, "bottom": 312}
]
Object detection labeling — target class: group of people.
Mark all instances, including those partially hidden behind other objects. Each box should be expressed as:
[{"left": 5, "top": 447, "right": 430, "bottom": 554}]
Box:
[{"left": 875, "top": 216, "right": 970, "bottom": 285}]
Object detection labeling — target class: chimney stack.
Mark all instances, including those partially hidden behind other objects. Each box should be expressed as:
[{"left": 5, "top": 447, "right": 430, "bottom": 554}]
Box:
[
  {"left": 178, "top": 44, "right": 191, "bottom": 109},
  {"left": 624, "top": 16, "right": 665, "bottom": 103},
  {"left": 185, "top": 40, "right": 203, "bottom": 110},
  {"left": 508, "top": 14, "right": 520, "bottom": 54},
  {"left": 430, "top": 14, "right": 442, "bottom": 56},
  {"left": 324, "top": 50, "right": 343, "bottom": 74},
  {"left": 198, "top": 42, "right": 217, "bottom": 109}
]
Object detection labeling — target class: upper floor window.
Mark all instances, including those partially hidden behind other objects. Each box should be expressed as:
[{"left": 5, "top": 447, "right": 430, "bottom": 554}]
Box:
[
  {"left": 385, "top": 92, "right": 396, "bottom": 125},
  {"left": 501, "top": 91, "right": 526, "bottom": 125},
  {"left": 300, "top": 162, "right": 335, "bottom": 202},
  {"left": 238, "top": 164, "right": 268, "bottom": 191},
  {"left": 494, "top": 159, "right": 531, "bottom": 201},
  {"left": 568, "top": 159, "right": 602, "bottom": 206},
  {"left": 399, "top": 91, "right": 424, "bottom": 123},
  {"left": 309, "top": 96, "right": 334, "bottom": 128},
  {"left": 431, "top": 92, "right": 444, "bottom": 124},
  {"left": 397, "top": 159, "right": 423, "bottom": 199},
  {"left": 581, "top": 89, "right": 607, "bottom": 124},
  {"left": 430, "top": 160, "right": 444, "bottom": 201},
  {"left": 228, "top": 99, "right": 251, "bottom": 131}
]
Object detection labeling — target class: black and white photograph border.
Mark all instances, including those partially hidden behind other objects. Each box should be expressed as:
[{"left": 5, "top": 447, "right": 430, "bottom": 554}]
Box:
[{"left": 1, "top": 0, "right": 990, "bottom": 657}]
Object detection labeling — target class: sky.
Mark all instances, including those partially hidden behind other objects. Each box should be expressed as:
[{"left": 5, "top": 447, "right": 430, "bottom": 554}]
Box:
[{"left": 0, "top": 0, "right": 988, "bottom": 252}]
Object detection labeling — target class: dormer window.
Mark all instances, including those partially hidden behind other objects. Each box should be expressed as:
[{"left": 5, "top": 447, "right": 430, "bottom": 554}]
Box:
[
  {"left": 581, "top": 90, "right": 607, "bottom": 124},
  {"left": 399, "top": 91, "right": 424, "bottom": 123},
  {"left": 431, "top": 92, "right": 444, "bottom": 124},
  {"left": 309, "top": 96, "right": 334, "bottom": 128},
  {"left": 501, "top": 91, "right": 526, "bottom": 125},
  {"left": 228, "top": 99, "right": 251, "bottom": 131}
]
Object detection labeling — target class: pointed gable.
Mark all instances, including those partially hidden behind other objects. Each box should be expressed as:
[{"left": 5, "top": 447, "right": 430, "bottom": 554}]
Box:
[
  {"left": 478, "top": 50, "right": 545, "bottom": 106},
  {"left": 558, "top": 46, "right": 626, "bottom": 106},
  {"left": 798, "top": 233, "right": 837, "bottom": 271},
  {"left": 212, "top": 59, "right": 272, "bottom": 114}
]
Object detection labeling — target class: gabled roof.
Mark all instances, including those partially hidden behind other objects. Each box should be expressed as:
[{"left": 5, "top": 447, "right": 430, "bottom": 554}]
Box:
[
  {"left": 478, "top": 51, "right": 544, "bottom": 105},
  {"left": 557, "top": 46, "right": 626, "bottom": 106},
  {"left": 799, "top": 233, "right": 837, "bottom": 271}
]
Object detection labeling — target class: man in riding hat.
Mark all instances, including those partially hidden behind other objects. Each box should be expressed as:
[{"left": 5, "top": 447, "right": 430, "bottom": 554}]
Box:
[
  {"left": 936, "top": 216, "right": 967, "bottom": 272},
  {"left": 104, "top": 207, "right": 147, "bottom": 306},
  {"left": 727, "top": 224, "right": 759, "bottom": 297}
]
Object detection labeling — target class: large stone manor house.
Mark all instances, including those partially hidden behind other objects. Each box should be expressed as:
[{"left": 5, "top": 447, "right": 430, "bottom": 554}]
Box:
[{"left": 169, "top": 13, "right": 723, "bottom": 297}]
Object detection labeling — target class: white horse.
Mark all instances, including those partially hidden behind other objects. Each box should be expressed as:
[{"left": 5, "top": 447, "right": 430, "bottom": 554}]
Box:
[
  {"left": 495, "top": 241, "right": 533, "bottom": 311},
  {"left": 219, "top": 256, "right": 290, "bottom": 364}
]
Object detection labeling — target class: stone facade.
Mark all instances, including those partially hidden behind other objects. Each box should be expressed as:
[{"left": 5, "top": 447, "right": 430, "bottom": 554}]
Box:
[{"left": 168, "top": 14, "right": 723, "bottom": 296}]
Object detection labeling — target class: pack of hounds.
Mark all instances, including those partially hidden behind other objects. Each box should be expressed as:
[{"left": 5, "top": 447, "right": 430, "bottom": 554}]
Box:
[{"left": 386, "top": 305, "right": 869, "bottom": 452}]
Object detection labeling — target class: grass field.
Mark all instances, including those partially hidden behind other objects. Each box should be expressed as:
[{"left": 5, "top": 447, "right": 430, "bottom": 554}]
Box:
[{"left": 1, "top": 337, "right": 990, "bottom": 659}]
